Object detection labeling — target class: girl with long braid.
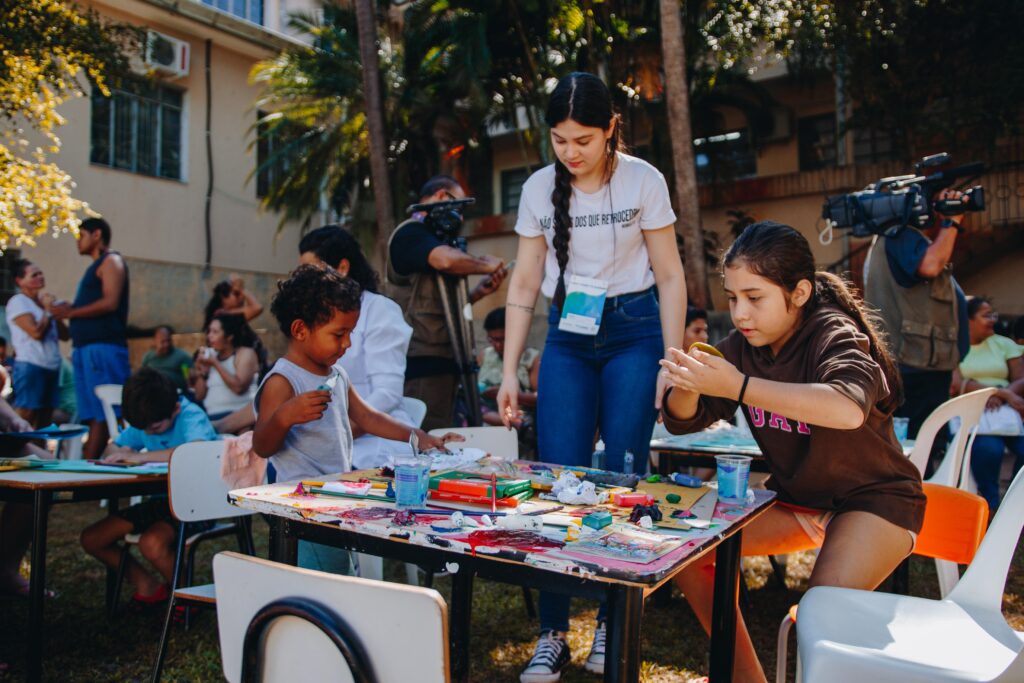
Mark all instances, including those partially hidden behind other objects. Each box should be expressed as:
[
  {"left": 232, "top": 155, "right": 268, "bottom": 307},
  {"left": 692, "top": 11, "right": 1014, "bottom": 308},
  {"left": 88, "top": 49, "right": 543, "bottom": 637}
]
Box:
[{"left": 498, "top": 72, "right": 686, "bottom": 682}]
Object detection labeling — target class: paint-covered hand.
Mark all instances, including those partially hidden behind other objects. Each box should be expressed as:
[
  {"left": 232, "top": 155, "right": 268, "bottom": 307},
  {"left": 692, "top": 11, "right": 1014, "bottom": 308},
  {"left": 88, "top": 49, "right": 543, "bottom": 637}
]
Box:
[
  {"left": 416, "top": 429, "right": 465, "bottom": 453},
  {"left": 275, "top": 390, "right": 331, "bottom": 427},
  {"left": 659, "top": 347, "right": 745, "bottom": 401},
  {"left": 495, "top": 375, "right": 520, "bottom": 431}
]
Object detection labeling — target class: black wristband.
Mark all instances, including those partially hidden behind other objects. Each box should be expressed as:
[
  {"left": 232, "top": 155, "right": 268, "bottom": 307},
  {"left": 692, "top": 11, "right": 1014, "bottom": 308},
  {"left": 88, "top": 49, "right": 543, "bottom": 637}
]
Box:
[
  {"left": 737, "top": 375, "right": 750, "bottom": 404},
  {"left": 940, "top": 218, "right": 962, "bottom": 232}
]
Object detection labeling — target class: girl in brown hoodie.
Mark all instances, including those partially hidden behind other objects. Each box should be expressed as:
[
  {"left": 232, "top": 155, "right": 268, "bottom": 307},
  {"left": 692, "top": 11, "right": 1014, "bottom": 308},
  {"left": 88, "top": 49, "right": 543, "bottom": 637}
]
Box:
[{"left": 661, "top": 221, "right": 925, "bottom": 683}]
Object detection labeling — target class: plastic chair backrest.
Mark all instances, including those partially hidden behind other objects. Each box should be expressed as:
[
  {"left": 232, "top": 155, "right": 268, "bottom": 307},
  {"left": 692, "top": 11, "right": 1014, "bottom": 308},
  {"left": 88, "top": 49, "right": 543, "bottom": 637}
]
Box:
[
  {"left": 908, "top": 388, "right": 997, "bottom": 481},
  {"left": 168, "top": 441, "right": 254, "bottom": 523},
  {"left": 94, "top": 383, "right": 123, "bottom": 440},
  {"left": 428, "top": 426, "right": 519, "bottom": 461},
  {"left": 213, "top": 551, "right": 449, "bottom": 683},
  {"left": 949, "top": 466, "right": 1024, "bottom": 615},
  {"left": 914, "top": 483, "right": 988, "bottom": 565},
  {"left": 402, "top": 396, "right": 428, "bottom": 428}
]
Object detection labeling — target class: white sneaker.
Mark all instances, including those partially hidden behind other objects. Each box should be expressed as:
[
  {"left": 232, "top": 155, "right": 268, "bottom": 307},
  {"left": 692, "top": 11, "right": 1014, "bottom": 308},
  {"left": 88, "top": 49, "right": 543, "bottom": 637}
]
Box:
[
  {"left": 584, "top": 621, "right": 606, "bottom": 674},
  {"left": 520, "top": 631, "right": 571, "bottom": 683}
]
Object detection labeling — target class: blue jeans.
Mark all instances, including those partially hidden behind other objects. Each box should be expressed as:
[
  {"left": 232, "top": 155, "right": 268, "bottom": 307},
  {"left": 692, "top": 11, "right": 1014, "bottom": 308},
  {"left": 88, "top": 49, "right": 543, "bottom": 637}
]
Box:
[
  {"left": 969, "top": 434, "right": 1024, "bottom": 511},
  {"left": 536, "top": 287, "right": 663, "bottom": 633}
]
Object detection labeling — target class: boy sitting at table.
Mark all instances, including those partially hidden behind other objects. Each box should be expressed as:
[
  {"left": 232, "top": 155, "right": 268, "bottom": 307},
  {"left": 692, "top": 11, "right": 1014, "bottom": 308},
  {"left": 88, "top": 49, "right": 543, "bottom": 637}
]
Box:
[
  {"left": 80, "top": 368, "right": 218, "bottom": 606},
  {"left": 252, "top": 265, "right": 459, "bottom": 572}
]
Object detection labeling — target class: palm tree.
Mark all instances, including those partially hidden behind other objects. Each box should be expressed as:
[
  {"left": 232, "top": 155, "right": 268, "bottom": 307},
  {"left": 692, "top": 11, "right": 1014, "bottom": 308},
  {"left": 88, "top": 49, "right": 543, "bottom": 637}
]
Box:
[
  {"left": 659, "top": 0, "right": 706, "bottom": 307},
  {"left": 354, "top": 0, "right": 395, "bottom": 263}
]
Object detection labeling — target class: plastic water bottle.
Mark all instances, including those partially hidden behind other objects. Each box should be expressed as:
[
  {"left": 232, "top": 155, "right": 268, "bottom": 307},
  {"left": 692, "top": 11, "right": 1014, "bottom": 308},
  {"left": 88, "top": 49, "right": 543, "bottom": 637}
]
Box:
[
  {"left": 591, "top": 439, "right": 606, "bottom": 470},
  {"left": 623, "top": 450, "right": 634, "bottom": 475}
]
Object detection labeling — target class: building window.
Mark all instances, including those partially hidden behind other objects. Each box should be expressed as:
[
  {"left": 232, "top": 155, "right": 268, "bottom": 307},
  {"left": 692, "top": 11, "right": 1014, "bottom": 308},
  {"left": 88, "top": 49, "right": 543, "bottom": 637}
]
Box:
[
  {"left": 694, "top": 130, "right": 757, "bottom": 185},
  {"left": 256, "top": 113, "right": 306, "bottom": 199},
  {"left": 798, "top": 113, "right": 837, "bottom": 171},
  {"left": 853, "top": 126, "right": 900, "bottom": 165},
  {"left": 500, "top": 168, "right": 531, "bottom": 213},
  {"left": 201, "top": 0, "right": 263, "bottom": 25},
  {"left": 90, "top": 80, "right": 184, "bottom": 181}
]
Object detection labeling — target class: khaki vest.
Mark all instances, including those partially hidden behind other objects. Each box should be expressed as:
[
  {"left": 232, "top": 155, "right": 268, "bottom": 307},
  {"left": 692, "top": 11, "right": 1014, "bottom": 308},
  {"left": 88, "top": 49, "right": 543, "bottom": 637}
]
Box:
[
  {"left": 863, "top": 231, "right": 960, "bottom": 371},
  {"left": 385, "top": 219, "right": 453, "bottom": 359}
]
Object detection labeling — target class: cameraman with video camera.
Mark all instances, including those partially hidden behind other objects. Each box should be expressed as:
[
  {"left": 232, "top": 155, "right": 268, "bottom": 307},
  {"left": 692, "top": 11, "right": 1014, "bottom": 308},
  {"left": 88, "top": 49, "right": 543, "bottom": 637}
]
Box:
[
  {"left": 864, "top": 187, "right": 971, "bottom": 441},
  {"left": 387, "top": 175, "right": 507, "bottom": 430}
]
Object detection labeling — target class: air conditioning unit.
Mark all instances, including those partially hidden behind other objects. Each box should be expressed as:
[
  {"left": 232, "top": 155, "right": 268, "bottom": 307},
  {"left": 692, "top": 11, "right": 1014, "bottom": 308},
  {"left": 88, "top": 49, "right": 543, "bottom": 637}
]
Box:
[{"left": 145, "top": 31, "right": 190, "bottom": 79}]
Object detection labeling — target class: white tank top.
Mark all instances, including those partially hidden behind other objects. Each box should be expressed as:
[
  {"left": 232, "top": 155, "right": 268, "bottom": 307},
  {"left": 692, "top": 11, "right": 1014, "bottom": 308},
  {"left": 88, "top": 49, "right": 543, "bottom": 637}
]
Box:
[{"left": 204, "top": 352, "right": 257, "bottom": 416}]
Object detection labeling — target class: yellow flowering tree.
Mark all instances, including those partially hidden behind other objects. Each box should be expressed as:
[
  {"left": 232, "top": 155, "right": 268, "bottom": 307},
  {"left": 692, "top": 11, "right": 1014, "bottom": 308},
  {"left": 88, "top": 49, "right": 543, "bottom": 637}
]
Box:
[{"left": 0, "top": 0, "right": 140, "bottom": 248}]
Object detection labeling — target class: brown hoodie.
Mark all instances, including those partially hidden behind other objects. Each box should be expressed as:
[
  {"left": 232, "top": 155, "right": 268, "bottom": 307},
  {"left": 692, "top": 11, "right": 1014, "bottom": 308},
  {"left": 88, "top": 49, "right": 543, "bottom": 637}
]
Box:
[{"left": 663, "top": 305, "right": 926, "bottom": 532}]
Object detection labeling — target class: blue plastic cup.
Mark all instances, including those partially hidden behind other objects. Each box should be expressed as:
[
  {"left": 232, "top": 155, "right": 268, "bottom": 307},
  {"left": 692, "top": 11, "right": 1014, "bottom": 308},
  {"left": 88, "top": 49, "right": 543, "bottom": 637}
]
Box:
[
  {"left": 892, "top": 417, "right": 910, "bottom": 442},
  {"left": 716, "top": 454, "right": 752, "bottom": 503},
  {"left": 394, "top": 457, "right": 430, "bottom": 508}
]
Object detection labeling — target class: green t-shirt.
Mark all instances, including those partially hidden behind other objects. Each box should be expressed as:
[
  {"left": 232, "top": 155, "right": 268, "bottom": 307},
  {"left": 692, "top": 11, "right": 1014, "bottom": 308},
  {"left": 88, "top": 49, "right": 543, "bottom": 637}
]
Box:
[
  {"left": 959, "top": 334, "right": 1024, "bottom": 387},
  {"left": 57, "top": 357, "right": 76, "bottom": 416},
  {"left": 141, "top": 347, "right": 194, "bottom": 391}
]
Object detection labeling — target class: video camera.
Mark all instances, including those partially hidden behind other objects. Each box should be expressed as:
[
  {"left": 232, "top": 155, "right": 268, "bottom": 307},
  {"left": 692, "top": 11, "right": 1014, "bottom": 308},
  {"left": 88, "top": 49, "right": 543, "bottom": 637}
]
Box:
[
  {"left": 407, "top": 197, "right": 476, "bottom": 251},
  {"left": 822, "top": 153, "right": 985, "bottom": 238}
]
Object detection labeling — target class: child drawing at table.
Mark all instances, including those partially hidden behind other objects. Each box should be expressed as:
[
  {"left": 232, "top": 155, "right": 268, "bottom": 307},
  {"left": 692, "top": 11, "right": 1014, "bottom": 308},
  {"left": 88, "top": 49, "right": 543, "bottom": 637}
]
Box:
[
  {"left": 660, "top": 222, "right": 926, "bottom": 683},
  {"left": 80, "top": 368, "right": 219, "bottom": 606},
  {"left": 252, "top": 265, "right": 459, "bottom": 572}
]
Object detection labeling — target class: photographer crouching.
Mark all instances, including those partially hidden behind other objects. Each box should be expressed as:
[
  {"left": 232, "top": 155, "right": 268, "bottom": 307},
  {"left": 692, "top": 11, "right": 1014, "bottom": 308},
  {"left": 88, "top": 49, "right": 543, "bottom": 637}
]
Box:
[
  {"left": 863, "top": 186, "right": 971, "bottom": 441},
  {"left": 387, "top": 175, "right": 507, "bottom": 430}
]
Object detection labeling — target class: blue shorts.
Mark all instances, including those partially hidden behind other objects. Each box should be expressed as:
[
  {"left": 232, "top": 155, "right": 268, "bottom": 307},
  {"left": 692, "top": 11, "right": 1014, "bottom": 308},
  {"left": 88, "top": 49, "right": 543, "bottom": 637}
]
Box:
[
  {"left": 73, "top": 343, "right": 131, "bottom": 422},
  {"left": 12, "top": 361, "right": 60, "bottom": 410}
]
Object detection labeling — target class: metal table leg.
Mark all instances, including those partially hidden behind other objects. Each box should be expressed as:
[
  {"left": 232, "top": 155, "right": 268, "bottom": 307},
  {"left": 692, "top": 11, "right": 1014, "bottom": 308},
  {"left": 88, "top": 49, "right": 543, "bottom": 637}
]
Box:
[
  {"left": 268, "top": 517, "right": 297, "bottom": 565},
  {"left": 448, "top": 562, "right": 474, "bottom": 683},
  {"left": 709, "top": 529, "right": 743, "bottom": 682},
  {"left": 105, "top": 497, "right": 120, "bottom": 608},
  {"left": 604, "top": 583, "right": 644, "bottom": 682},
  {"left": 27, "top": 489, "right": 51, "bottom": 683}
]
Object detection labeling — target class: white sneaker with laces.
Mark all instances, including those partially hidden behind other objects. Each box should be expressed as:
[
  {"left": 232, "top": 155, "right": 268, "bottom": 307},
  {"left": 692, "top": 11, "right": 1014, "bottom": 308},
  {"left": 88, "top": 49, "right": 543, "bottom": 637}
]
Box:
[
  {"left": 520, "top": 630, "right": 571, "bottom": 683},
  {"left": 584, "top": 621, "right": 606, "bottom": 674}
]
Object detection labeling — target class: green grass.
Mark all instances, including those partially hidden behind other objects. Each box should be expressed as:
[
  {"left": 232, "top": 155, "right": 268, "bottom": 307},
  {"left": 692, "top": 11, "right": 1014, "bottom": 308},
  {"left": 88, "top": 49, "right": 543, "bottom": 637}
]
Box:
[{"left": 0, "top": 502, "right": 1021, "bottom": 682}]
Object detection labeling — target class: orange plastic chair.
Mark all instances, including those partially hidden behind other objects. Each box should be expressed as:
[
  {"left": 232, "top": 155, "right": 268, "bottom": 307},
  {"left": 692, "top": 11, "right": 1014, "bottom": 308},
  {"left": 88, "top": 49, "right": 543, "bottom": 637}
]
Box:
[
  {"left": 775, "top": 482, "right": 989, "bottom": 683},
  {"left": 915, "top": 482, "right": 988, "bottom": 565}
]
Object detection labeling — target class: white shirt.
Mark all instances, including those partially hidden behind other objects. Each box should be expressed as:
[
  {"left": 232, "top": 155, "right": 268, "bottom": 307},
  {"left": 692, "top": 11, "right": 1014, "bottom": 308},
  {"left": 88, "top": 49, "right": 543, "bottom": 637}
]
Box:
[
  {"left": 5, "top": 293, "right": 61, "bottom": 369},
  {"left": 204, "top": 353, "right": 258, "bottom": 416},
  {"left": 336, "top": 290, "right": 414, "bottom": 468},
  {"left": 514, "top": 153, "right": 677, "bottom": 298}
]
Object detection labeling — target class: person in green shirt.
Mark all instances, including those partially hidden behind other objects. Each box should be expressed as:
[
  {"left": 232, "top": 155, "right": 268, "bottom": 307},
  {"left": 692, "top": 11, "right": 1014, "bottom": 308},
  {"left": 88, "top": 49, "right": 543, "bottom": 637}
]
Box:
[{"left": 140, "top": 326, "right": 193, "bottom": 392}]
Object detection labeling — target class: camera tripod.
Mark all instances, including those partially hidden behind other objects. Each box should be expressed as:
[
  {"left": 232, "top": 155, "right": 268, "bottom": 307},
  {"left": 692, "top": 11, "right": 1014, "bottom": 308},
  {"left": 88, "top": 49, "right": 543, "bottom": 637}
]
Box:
[{"left": 435, "top": 271, "right": 483, "bottom": 427}]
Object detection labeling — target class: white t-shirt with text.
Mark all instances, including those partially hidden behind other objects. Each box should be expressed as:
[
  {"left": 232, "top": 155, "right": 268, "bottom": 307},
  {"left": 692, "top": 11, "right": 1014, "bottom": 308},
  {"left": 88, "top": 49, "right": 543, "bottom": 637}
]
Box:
[{"left": 514, "top": 153, "right": 677, "bottom": 299}]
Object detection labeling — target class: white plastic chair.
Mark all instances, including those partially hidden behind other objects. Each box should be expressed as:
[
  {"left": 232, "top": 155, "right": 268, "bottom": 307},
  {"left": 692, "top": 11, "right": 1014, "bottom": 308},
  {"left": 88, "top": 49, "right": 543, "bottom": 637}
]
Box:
[
  {"left": 213, "top": 551, "right": 449, "bottom": 683},
  {"left": 909, "top": 388, "right": 996, "bottom": 597},
  {"left": 795, "top": 466, "right": 1024, "bottom": 683},
  {"left": 94, "top": 383, "right": 124, "bottom": 440},
  {"left": 151, "top": 441, "right": 256, "bottom": 682},
  {"left": 908, "top": 388, "right": 997, "bottom": 483},
  {"left": 402, "top": 396, "right": 428, "bottom": 428}
]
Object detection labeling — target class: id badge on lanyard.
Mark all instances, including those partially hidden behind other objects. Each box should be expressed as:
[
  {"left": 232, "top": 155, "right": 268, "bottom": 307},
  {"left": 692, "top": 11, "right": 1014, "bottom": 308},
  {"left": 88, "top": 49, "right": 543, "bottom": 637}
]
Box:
[{"left": 558, "top": 274, "right": 609, "bottom": 336}]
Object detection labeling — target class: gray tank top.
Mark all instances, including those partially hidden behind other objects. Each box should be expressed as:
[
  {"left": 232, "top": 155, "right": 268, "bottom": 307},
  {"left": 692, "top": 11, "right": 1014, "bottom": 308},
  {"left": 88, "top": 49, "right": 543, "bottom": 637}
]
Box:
[{"left": 254, "top": 358, "right": 354, "bottom": 482}]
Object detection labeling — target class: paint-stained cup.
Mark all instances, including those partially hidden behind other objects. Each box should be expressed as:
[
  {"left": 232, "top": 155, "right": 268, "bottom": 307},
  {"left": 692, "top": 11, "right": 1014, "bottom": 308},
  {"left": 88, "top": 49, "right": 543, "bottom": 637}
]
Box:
[
  {"left": 715, "top": 454, "right": 752, "bottom": 504},
  {"left": 394, "top": 453, "right": 430, "bottom": 508}
]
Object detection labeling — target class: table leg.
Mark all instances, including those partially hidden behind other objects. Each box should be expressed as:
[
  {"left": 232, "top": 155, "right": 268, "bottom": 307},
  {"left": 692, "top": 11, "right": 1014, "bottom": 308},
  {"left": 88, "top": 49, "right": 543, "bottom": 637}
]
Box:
[
  {"left": 27, "top": 490, "right": 51, "bottom": 683},
  {"left": 604, "top": 583, "right": 644, "bottom": 682},
  {"left": 449, "top": 563, "right": 474, "bottom": 683},
  {"left": 268, "top": 517, "right": 297, "bottom": 565},
  {"left": 105, "top": 497, "right": 120, "bottom": 608},
  {"left": 709, "top": 529, "right": 743, "bottom": 682}
]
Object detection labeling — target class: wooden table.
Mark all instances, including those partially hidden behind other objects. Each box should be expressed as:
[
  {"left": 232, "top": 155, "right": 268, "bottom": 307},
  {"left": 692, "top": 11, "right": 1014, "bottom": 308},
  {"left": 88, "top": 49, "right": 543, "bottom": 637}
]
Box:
[
  {"left": 230, "top": 472, "right": 776, "bottom": 682},
  {"left": 0, "top": 469, "right": 167, "bottom": 683}
]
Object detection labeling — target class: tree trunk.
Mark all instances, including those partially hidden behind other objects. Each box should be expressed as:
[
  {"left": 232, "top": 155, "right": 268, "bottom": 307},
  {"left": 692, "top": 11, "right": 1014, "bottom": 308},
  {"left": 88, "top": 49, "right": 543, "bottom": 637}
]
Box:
[
  {"left": 659, "top": 0, "right": 707, "bottom": 307},
  {"left": 354, "top": 0, "right": 395, "bottom": 267}
]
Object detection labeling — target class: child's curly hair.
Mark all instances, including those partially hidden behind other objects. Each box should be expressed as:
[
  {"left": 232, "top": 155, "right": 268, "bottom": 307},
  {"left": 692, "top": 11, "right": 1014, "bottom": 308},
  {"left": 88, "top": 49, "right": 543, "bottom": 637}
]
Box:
[{"left": 271, "top": 264, "right": 361, "bottom": 337}]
